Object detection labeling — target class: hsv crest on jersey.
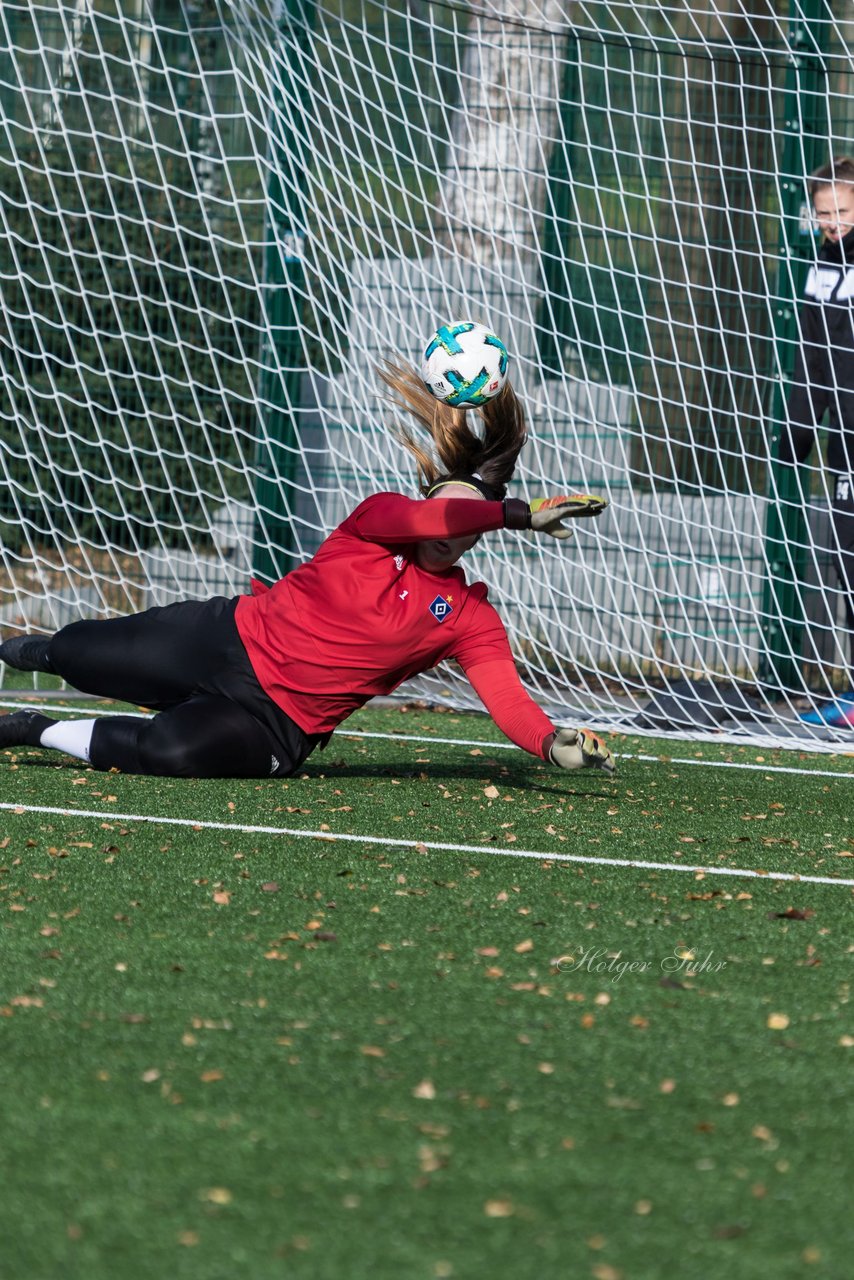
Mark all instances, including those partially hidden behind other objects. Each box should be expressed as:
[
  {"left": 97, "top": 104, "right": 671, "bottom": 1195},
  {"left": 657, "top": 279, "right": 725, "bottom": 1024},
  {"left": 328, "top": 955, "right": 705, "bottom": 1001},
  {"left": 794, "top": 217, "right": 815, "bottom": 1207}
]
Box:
[{"left": 428, "top": 594, "right": 453, "bottom": 623}]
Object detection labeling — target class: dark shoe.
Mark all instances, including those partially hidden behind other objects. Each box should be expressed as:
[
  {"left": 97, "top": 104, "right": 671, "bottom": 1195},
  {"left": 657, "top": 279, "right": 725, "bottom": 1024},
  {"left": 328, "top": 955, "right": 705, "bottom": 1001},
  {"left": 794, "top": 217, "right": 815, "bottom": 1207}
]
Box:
[
  {"left": 0, "top": 710, "right": 55, "bottom": 750},
  {"left": 0, "top": 635, "right": 55, "bottom": 673}
]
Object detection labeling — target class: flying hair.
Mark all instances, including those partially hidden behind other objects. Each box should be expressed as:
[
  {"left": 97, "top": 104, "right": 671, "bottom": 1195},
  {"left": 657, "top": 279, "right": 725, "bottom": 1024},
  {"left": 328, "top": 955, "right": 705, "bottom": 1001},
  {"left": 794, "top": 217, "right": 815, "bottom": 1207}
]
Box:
[{"left": 377, "top": 359, "right": 527, "bottom": 498}]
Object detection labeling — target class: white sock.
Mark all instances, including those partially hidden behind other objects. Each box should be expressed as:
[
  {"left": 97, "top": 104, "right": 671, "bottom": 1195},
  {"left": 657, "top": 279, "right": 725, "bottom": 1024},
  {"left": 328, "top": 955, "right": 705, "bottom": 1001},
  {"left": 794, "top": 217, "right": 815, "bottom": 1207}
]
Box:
[{"left": 39, "top": 718, "right": 98, "bottom": 763}]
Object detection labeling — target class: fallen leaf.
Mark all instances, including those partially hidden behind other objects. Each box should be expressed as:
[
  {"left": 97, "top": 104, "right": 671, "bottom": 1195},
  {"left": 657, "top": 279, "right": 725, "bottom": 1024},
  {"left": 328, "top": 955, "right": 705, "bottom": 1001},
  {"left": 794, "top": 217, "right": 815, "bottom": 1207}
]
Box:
[
  {"left": 713, "top": 1225, "right": 747, "bottom": 1240},
  {"left": 412, "top": 1080, "right": 436, "bottom": 1099},
  {"left": 200, "top": 1187, "right": 232, "bottom": 1205},
  {"left": 483, "top": 1199, "right": 514, "bottom": 1217},
  {"left": 418, "top": 1144, "right": 444, "bottom": 1173},
  {"left": 767, "top": 1013, "right": 789, "bottom": 1030}
]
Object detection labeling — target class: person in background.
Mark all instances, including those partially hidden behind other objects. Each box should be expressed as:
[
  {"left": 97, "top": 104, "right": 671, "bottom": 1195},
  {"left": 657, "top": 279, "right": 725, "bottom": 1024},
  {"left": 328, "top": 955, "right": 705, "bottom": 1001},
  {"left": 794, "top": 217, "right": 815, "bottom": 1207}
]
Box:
[{"left": 778, "top": 157, "right": 854, "bottom": 726}]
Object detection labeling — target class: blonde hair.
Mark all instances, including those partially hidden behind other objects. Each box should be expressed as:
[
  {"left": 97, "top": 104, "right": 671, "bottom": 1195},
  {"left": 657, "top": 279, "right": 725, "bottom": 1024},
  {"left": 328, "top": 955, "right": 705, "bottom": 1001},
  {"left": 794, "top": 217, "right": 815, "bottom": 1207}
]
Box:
[{"left": 378, "top": 359, "right": 527, "bottom": 497}]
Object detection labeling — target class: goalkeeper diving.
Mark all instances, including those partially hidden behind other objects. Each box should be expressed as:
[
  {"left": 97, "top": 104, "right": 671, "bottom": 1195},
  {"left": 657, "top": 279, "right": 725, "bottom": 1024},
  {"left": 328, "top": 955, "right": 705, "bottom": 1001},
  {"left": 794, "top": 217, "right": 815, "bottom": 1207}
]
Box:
[{"left": 0, "top": 360, "right": 614, "bottom": 781}]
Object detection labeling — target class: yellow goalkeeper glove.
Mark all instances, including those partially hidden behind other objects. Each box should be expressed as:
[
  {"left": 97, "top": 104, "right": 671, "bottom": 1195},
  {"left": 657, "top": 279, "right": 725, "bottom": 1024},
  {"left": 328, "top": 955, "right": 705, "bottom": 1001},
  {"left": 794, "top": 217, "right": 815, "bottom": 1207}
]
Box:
[
  {"left": 548, "top": 727, "right": 615, "bottom": 775},
  {"left": 529, "top": 494, "right": 608, "bottom": 540}
]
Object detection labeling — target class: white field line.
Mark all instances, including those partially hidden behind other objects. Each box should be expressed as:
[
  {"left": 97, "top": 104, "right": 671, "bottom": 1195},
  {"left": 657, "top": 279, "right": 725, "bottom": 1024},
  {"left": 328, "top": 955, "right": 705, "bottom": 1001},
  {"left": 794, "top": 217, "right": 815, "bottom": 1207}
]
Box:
[
  {"left": 3, "top": 699, "right": 854, "bottom": 780},
  {"left": 2, "top": 801, "right": 853, "bottom": 889}
]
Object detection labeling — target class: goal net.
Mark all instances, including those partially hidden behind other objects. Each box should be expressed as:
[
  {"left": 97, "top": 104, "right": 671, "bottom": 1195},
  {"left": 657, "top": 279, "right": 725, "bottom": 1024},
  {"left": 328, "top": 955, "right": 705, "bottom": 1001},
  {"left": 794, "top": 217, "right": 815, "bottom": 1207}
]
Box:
[{"left": 1, "top": 0, "right": 853, "bottom": 750}]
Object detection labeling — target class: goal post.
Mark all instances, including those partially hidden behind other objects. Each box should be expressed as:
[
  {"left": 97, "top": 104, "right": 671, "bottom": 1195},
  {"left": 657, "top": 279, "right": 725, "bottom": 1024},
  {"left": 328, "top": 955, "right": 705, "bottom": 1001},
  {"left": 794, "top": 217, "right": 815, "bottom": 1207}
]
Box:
[
  {"left": 253, "top": 0, "right": 316, "bottom": 585},
  {"left": 1, "top": 0, "right": 854, "bottom": 751},
  {"left": 759, "top": 0, "right": 829, "bottom": 692}
]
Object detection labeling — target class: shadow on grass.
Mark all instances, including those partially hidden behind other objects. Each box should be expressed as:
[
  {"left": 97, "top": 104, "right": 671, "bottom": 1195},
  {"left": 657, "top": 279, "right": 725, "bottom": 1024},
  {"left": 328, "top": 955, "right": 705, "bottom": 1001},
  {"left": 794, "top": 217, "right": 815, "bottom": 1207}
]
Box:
[
  {"left": 301, "top": 759, "right": 615, "bottom": 799},
  {"left": 4, "top": 753, "right": 615, "bottom": 799}
]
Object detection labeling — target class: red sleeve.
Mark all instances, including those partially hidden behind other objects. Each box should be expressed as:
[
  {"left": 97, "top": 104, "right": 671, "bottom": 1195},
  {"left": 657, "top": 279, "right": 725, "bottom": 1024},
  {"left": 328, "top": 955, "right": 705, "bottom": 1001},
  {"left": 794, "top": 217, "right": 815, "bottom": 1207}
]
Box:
[
  {"left": 449, "top": 600, "right": 553, "bottom": 757},
  {"left": 464, "top": 659, "right": 555, "bottom": 759},
  {"left": 344, "top": 492, "right": 506, "bottom": 544}
]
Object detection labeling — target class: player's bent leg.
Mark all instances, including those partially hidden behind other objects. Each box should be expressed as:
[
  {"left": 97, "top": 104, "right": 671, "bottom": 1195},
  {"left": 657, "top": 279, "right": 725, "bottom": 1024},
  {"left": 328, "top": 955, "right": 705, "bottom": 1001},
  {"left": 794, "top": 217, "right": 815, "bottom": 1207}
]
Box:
[
  {"left": 47, "top": 598, "right": 238, "bottom": 708},
  {"left": 90, "top": 696, "right": 287, "bottom": 778}
]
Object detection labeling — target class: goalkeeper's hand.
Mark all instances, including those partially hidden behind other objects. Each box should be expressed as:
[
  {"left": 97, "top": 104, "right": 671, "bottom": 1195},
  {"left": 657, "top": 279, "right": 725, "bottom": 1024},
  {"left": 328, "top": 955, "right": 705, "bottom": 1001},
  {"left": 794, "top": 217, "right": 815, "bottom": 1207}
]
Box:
[
  {"left": 529, "top": 494, "right": 608, "bottom": 540},
  {"left": 547, "top": 727, "right": 615, "bottom": 776}
]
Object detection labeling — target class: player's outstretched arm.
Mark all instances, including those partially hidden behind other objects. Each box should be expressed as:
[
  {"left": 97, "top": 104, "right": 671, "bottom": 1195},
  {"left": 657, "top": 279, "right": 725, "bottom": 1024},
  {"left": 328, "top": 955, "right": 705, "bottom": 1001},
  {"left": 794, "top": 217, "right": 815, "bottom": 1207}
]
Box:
[
  {"left": 524, "top": 495, "right": 609, "bottom": 540},
  {"left": 500, "top": 493, "right": 608, "bottom": 540},
  {"left": 461, "top": 658, "right": 616, "bottom": 777},
  {"left": 348, "top": 492, "right": 608, "bottom": 546},
  {"left": 544, "top": 727, "right": 616, "bottom": 775}
]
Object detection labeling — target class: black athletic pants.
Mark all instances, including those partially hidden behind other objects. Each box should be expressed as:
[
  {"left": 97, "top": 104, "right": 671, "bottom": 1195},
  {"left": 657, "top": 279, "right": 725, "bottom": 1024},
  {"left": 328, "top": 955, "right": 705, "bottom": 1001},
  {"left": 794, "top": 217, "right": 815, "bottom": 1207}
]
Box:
[
  {"left": 48, "top": 597, "right": 320, "bottom": 778},
  {"left": 832, "top": 475, "right": 854, "bottom": 656}
]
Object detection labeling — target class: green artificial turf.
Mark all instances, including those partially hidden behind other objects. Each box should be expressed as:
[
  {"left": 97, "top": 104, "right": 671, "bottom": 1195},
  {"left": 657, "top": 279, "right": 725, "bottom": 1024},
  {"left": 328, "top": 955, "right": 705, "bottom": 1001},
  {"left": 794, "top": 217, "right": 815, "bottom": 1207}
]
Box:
[{"left": 1, "top": 704, "right": 852, "bottom": 1280}]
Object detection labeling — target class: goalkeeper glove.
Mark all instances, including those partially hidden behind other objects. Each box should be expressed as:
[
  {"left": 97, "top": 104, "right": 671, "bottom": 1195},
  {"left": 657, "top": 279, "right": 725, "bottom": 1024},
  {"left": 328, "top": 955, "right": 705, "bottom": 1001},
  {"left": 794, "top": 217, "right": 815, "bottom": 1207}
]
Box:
[
  {"left": 503, "top": 495, "right": 609, "bottom": 540},
  {"left": 530, "top": 495, "right": 608, "bottom": 539},
  {"left": 548, "top": 727, "right": 615, "bottom": 776}
]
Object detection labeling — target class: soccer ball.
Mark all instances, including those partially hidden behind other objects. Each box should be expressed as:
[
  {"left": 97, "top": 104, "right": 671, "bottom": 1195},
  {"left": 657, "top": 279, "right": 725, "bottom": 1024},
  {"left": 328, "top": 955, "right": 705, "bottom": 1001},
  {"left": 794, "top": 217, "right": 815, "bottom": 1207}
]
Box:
[{"left": 421, "top": 321, "right": 509, "bottom": 408}]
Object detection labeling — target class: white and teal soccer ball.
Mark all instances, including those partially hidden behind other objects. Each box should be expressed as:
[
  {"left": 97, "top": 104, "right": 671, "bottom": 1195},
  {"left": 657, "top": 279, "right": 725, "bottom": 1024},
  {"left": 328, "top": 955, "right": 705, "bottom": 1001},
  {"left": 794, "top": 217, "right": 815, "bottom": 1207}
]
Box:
[{"left": 421, "top": 321, "right": 509, "bottom": 408}]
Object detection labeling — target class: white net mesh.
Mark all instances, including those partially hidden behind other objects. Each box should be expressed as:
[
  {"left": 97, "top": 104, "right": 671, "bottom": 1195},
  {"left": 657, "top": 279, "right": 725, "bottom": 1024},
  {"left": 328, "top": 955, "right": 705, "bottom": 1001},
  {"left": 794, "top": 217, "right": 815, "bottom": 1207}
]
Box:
[{"left": 2, "top": 0, "right": 854, "bottom": 749}]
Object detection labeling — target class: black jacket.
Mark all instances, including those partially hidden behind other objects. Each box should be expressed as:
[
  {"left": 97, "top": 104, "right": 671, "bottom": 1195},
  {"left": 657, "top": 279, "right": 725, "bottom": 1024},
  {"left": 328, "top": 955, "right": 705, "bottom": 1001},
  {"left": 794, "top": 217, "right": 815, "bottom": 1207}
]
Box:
[{"left": 779, "top": 226, "right": 854, "bottom": 472}]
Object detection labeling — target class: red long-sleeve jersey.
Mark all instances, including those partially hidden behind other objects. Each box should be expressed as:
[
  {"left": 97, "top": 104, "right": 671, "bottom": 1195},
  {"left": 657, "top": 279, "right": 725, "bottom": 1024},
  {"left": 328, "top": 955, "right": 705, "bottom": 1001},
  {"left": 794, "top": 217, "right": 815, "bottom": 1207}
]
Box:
[{"left": 234, "top": 492, "right": 555, "bottom": 757}]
